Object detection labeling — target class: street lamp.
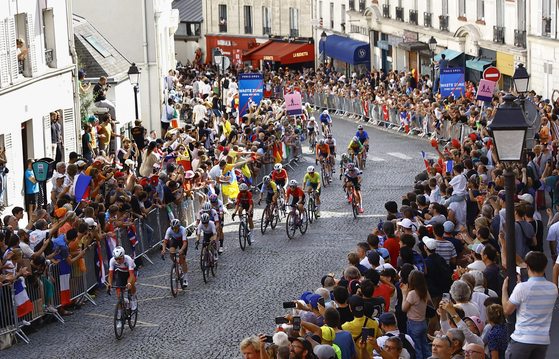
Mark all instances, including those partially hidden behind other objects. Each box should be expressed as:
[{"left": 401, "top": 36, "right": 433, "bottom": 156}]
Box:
[
  {"left": 428, "top": 36, "right": 437, "bottom": 88},
  {"left": 512, "top": 63, "right": 530, "bottom": 95},
  {"left": 321, "top": 31, "right": 327, "bottom": 66},
  {"left": 127, "top": 63, "right": 141, "bottom": 120},
  {"left": 488, "top": 93, "right": 529, "bottom": 336}
]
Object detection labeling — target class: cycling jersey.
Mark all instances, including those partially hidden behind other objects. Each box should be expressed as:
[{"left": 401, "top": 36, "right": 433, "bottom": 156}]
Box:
[
  {"left": 348, "top": 140, "right": 364, "bottom": 151},
  {"left": 339, "top": 158, "right": 354, "bottom": 168},
  {"left": 211, "top": 200, "right": 224, "bottom": 216},
  {"left": 109, "top": 255, "right": 136, "bottom": 273},
  {"left": 345, "top": 168, "right": 362, "bottom": 179},
  {"left": 236, "top": 192, "right": 253, "bottom": 206},
  {"left": 308, "top": 121, "right": 317, "bottom": 129},
  {"left": 319, "top": 114, "right": 331, "bottom": 123},
  {"left": 325, "top": 139, "right": 337, "bottom": 151},
  {"left": 197, "top": 221, "right": 217, "bottom": 235},
  {"left": 272, "top": 169, "right": 288, "bottom": 181},
  {"left": 304, "top": 172, "right": 321, "bottom": 184},
  {"left": 316, "top": 144, "right": 330, "bottom": 156},
  {"left": 197, "top": 208, "right": 220, "bottom": 224},
  {"left": 260, "top": 181, "right": 277, "bottom": 194},
  {"left": 287, "top": 187, "right": 305, "bottom": 198},
  {"left": 165, "top": 226, "right": 188, "bottom": 242},
  {"left": 356, "top": 130, "right": 369, "bottom": 143}
]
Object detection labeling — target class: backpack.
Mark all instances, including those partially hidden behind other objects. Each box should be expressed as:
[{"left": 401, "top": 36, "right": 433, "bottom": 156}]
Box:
[
  {"left": 432, "top": 253, "right": 453, "bottom": 292},
  {"left": 386, "top": 333, "right": 416, "bottom": 359},
  {"left": 223, "top": 78, "right": 229, "bottom": 89},
  {"left": 412, "top": 250, "right": 426, "bottom": 274}
]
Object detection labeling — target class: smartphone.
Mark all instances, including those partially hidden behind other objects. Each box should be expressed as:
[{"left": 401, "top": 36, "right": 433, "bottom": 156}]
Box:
[
  {"left": 318, "top": 297, "right": 325, "bottom": 307},
  {"left": 362, "top": 327, "right": 369, "bottom": 342},
  {"left": 292, "top": 316, "right": 301, "bottom": 331},
  {"left": 520, "top": 268, "right": 529, "bottom": 282},
  {"left": 283, "top": 301, "right": 296, "bottom": 309},
  {"left": 442, "top": 293, "right": 451, "bottom": 302},
  {"left": 275, "top": 317, "right": 289, "bottom": 325},
  {"left": 264, "top": 335, "right": 274, "bottom": 343}
]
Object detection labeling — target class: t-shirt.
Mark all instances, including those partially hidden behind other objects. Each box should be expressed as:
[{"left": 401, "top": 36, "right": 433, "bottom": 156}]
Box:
[
  {"left": 337, "top": 306, "right": 354, "bottom": 326},
  {"left": 383, "top": 237, "right": 400, "bottom": 268},
  {"left": 25, "top": 169, "right": 39, "bottom": 194},
  {"left": 93, "top": 83, "right": 106, "bottom": 102},
  {"left": 131, "top": 126, "right": 146, "bottom": 150},
  {"left": 163, "top": 185, "right": 178, "bottom": 204},
  {"left": 448, "top": 201, "right": 467, "bottom": 232},
  {"left": 449, "top": 173, "right": 467, "bottom": 196},
  {"left": 82, "top": 132, "right": 92, "bottom": 154},
  {"left": 98, "top": 122, "right": 112, "bottom": 146},
  {"left": 333, "top": 330, "right": 356, "bottom": 359},
  {"left": 374, "top": 285, "right": 392, "bottom": 313},
  {"left": 487, "top": 323, "right": 508, "bottom": 359},
  {"left": 405, "top": 290, "right": 428, "bottom": 322},
  {"left": 435, "top": 239, "right": 457, "bottom": 265},
  {"left": 363, "top": 296, "right": 385, "bottom": 319},
  {"left": 514, "top": 221, "right": 534, "bottom": 260}
]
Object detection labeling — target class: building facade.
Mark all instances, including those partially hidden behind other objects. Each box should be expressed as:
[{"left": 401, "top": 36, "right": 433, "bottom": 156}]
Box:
[
  {"left": 0, "top": 0, "right": 79, "bottom": 208},
  {"left": 173, "top": 0, "right": 204, "bottom": 65}
]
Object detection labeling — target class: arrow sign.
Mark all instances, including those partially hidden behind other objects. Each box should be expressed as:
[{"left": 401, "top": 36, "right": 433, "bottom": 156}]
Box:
[{"left": 483, "top": 66, "right": 501, "bottom": 83}]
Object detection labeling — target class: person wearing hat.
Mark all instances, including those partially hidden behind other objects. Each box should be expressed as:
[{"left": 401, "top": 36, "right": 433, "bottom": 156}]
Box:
[
  {"left": 288, "top": 336, "right": 315, "bottom": 359},
  {"left": 342, "top": 295, "right": 382, "bottom": 350},
  {"left": 116, "top": 137, "right": 139, "bottom": 167},
  {"left": 374, "top": 313, "right": 415, "bottom": 359},
  {"left": 78, "top": 69, "right": 91, "bottom": 94},
  {"left": 466, "top": 243, "right": 486, "bottom": 272},
  {"left": 433, "top": 222, "right": 457, "bottom": 266}
]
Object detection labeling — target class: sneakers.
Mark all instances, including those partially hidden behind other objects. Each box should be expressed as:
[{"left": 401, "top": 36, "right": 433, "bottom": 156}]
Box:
[
  {"left": 183, "top": 278, "right": 189, "bottom": 287},
  {"left": 249, "top": 234, "right": 255, "bottom": 243},
  {"left": 218, "top": 246, "right": 224, "bottom": 254},
  {"left": 131, "top": 298, "right": 137, "bottom": 311},
  {"left": 316, "top": 211, "right": 321, "bottom": 218},
  {"left": 46, "top": 306, "right": 57, "bottom": 313},
  {"left": 348, "top": 195, "right": 352, "bottom": 203},
  {"left": 116, "top": 320, "right": 122, "bottom": 329},
  {"left": 359, "top": 207, "right": 364, "bottom": 213}
]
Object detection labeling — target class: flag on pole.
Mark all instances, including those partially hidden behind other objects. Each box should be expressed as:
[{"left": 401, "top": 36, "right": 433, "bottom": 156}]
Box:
[
  {"left": 127, "top": 225, "right": 137, "bottom": 258},
  {"left": 421, "top": 152, "right": 430, "bottom": 171},
  {"left": 444, "top": 160, "right": 453, "bottom": 173},
  {"left": 96, "top": 243, "right": 106, "bottom": 286},
  {"left": 14, "top": 278, "right": 33, "bottom": 317},
  {"left": 59, "top": 260, "right": 72, "bottom": 306},
  {"left": 74, "top": 174, "right": 92, "bottom": 201}
]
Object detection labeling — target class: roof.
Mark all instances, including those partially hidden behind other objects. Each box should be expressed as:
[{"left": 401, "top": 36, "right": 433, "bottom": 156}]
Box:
[
  {"left": 172, "top": 0, "right": 203, "bottom": 22},
  {"left": 72, "top": 14, "right": 131, "bottom": 80}
]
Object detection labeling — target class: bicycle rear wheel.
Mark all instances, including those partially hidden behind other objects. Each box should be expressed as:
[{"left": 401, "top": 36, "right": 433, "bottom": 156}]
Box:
[
  {"left": 286, "top": 213, "right": 296, "bottom": 239},
  {"left": 114, "top": 300, "right": 124, "bottom": 340},
  {"left": 128, "top": 294, "right": 138, "bottom": 329},
  {"left": 201, "top": 248, "right": 209, "bottom": 284},
  {"left": 352, "top": 195, "right": 359, "bottom": 219},
  {"left": 321, "top": 167, "right": 327, "bottom": 188},
  {"left": 239, "top": 221, "right": 247, "bottom": 251},
  {"left": 170, "top": 263, "right": 179, "bottom": 297},
  {"left": 211, "top": 249, "right": 217, "bottom": 277},
  {"left": 260, "top": 207, "right": 269, "bottom": 234},
  {"left": 299, "top": 210, "right": 308, "bottom": 234},
  {"left": 308, "top": 200, "right": 315, "bottom": 223},
  {"left": 271, "top": 207, "right": 279, "bottom": 229}
]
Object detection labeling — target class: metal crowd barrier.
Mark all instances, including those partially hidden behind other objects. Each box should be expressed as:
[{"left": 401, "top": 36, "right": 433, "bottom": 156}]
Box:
[{"left": 0, "top": 283, "right": 29, "bottom": 345}]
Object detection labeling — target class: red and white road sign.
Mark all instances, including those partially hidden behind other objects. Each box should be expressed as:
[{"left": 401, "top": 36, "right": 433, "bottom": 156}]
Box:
[{"left": 483, "top": 66, "right": 501, "bottom": 83}]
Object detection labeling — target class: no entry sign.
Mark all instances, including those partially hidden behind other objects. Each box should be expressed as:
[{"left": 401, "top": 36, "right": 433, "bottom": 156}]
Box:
[{"left": 483, "top": 66, "right": 501, "bottom": 83}]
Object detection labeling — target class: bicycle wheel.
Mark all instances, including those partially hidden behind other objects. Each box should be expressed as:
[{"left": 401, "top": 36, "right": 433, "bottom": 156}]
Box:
[
  {"left": 299, "top": 210, "right": 308, "bottom": 234},
  {"left": 201, "top": 248, "right": 209, "bottom": 284},
  {"left": 178, "top": 264, "right": 186, "bottom": 290},
  {"left": 286, "top": 213, "right": 296, "bottom": 239},
  {"left": 361, "top": 154, "right": 367, "bottom": 169},
  {"left": 211, "top": 249, "right": 217, "bottom": 277},
  {"left": 114, "top": 300, "right": 124, "bottom": 340},
  {"left": 239, "top": 221, "right": 247, "bottom": 251},
  {"left": 170, "top": 263, "right": 179, "bottom": 297},
  {"left": 321, "top": 167, "right": 327, "bottom": 188},
  {"left": 308, "top": 200, "right": 315, "bottom": 223},
  {"left": 278, "top": 197, "right": 286, "bottom": 219},
  {"left": 128, "top": 294, "right": 138, "bottom": 329},
  {"left": 271, "top": 206, "right": 279, "bottom": 229},
  {"left": 260, "top": 207, "right": 269, "bottom": 234},
  {"left": 352, "top": 195, "right": 359, "bottom": 219}
]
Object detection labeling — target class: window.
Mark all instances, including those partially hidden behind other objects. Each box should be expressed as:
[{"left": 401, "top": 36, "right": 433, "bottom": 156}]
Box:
[
  {"left": 477, "top": 0, "right": 485, "bottom": 21},
  {"left": 290, "top": 8, "right": 299, "bottom": 37},
  {"left": 84, "top": 35, "right": 111, "bottom": 57},
  {"left": 458, "top": 0, "right": 466, "bottom": 18},
  {"left": 330, "top": 2, "right": 334, "bottom": 29},
  {"left": 177, "top": 23, "right": 201, "bottom": 37},
  {"left": 496, "top": 0, "right": 504, "bottom": 27},
  {"left": 42, "top": 8, "right": 56, "bottom": 68},
  {"left": 341, "top": 5, "right": 346, "bottom": 25},
  {"left": 426, "top": 0, "right": 431, "bottom": 13},
  {"left": 442, "top": 0, "right": 449, "bottom": 16},
  {"left": 219, "top": 4, "right": 227, "bottom": 32},
  {"left": 543, "top": 0, "right": 552, "bottom": 36},
  {"left": 517, "top": 0, "right": 526, "bottom": 31},
  {"left": 319, "top": 1, "right": 323, "bottom": 19},
  {"left": 244, "top": 6, "right": 253, "bottom": 34},
  {"left": 263, "top": 7, "right": 271, "bottom": 35}
]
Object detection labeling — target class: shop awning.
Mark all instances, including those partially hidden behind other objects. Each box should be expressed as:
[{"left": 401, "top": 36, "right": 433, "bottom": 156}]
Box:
[
  {"left": 242, "top": 40, "right": 315, "bottom": 64},
  {"left": 398, "top": 42, "right": 429, "bottom": 52},
  {"left": 466, "top": 59, "right": 493, "bottom": 72},
  {"left": 319, "top": 34, "right": 370, "bottom": 65},
  {"left": 434, "top": 49, "right": 462, "bottom": 62}
]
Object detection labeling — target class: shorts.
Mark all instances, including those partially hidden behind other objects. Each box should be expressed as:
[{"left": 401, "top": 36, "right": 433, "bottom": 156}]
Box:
[
  {"left": 306, "top": 182, "right": 321, "bottom": 196},
  {"left": 212, "top": 109, "right": 222, "bottom": 117},
  {"left": 168, "top": 237, "right": 186, "bottom": 250},
  {"left": 26, "top": 193, "right": 38, "bottom": 205},
  {"left": 318, "top": 152, "right": 329, "bottom": 159},
  {"left": 289, "top": 195, "right": 306, "bottom": 207},
  {"left": 320, "top": 119, "right": 330, "bottom": 124},
  {"left": 307, "top": 129, "right": 316, "bottom": 137},
  {"left": 161, "top": 121, "right": 170, "bottom": 130},
  {"left": 219, "top": 214, "right": 224, "bottom": 225},
  {"left": 275, "top": 179, "right": 286, "bottom": 188},
  {"left": 265, "top": 191, "right": 274, "bottom": 204},
  {"left": 347, "top": 177, "right": 361, "bottom": 191},
  {"left": 240, "top": 203, "right": 253, "bottom": 216},
  {"left": 201, "top": 232, "right": 214, "bottom": 243},
  {"left": 114, "top": 271, "right": 132, "bottom": 287}
]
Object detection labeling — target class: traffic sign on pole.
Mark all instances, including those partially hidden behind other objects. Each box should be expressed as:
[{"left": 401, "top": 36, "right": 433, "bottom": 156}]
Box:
[{"left": 483, "top": 66, "right": 501, "bottom": 83}]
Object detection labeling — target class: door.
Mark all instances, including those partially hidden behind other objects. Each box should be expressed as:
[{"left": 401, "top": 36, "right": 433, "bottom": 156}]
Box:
[{"left": 409, "top": 51, "right": 418, "bottom": 72}]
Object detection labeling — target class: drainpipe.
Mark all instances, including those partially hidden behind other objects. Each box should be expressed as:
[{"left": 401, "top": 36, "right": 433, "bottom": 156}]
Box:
[
  {"left": 66, "top": 0, "right": 80, "bottom": 157},
  {"left": 154, "top": 10, "right": 163, "bottom": 132},
  {"left": 141, "top": 0, "right": 153, "bottom": 122}
]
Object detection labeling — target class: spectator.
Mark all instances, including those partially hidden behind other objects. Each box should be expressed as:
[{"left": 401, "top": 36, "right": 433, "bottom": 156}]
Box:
[
  {"left": 50, "top": 111, "right": 64, "bottom": 163},
  {"left": 24, "top": 159, "right": 39, "bottom": 215},
  {"left": 240, "top": 335, "right": 261, "bottom": 359},
  {"left": 401, "top": 270, "right": 431, "bottom": 359},
  {"left": 93, "top": 76, "right": 117, "bottom": 121},
  {"left": 485, "top": 304, "right": 507, "bottom": 359},
  {"left": 449, "top": 280, "right": 480, "bottom": 318}
]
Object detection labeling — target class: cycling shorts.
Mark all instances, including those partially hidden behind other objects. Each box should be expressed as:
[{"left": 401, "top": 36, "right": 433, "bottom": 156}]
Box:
[
  {"left": 265, "top": 192, "right": 274, "bottom": 204},
  {"left": 168, "top": 238, "right": 186, "bottom": 250},
  {"left": 113, "top": 271, "right": 135, "bottom": 287},
  {"left": 347, "top": 177, "right": 361, "bottom": 191},
  {"left": 289, "top": 195, "right": 306, "bottom": 207},
  {"left": 240, "top": 203, "right": 253, "bottom": 216},
  {"left": 319, "top": 152, "right": 329, "bottom": 158},
  {"left": 275, "top": 179, "right": 286, "bottom": 189},
  {"left": 306, "top": 182, "right": 321, "bottom": 196}
]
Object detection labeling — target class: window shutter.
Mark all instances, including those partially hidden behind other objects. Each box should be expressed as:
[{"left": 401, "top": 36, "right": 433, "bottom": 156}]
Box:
[
  {"left": 63, "top": 108, "right": 76, "bottom": 162},
  {"left": 6, "top": 17, "right": 18, "bottom": 83},
  {"left": 43, "top": 115, "right": 52, "bottom": 158},
  {"left": 25, "top": 13, "right": 38, "bottom": 75},
  {"left": 4, "top": 133, "right": 16, "bottom": 206},
  {"left": 0, "top": 19, "right": 9, "bottom": 87}
]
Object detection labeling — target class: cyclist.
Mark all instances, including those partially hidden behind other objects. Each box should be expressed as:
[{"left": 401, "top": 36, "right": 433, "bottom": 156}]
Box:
[
  {"left": 307, "top": 117, "right": 318, "bottom": 145},
  {"left": 356, "top": 124, "right": 370, "bottom": 154},
  {"left": 232, "top": 183, "right": 255, "bottom": 243},
  {"left": 348, "top": 136, "right": 365, "bottom": 169},
  {"left": 325, "top": 133, "right": 337, "bottom": 176},
  {"left": 258, "top": 175, "right": 278, "bottom": 211},
  {"left": 107, "top": 246, "right": 137, "bottom": 328},
  {"left": 197, "top": 202, "right": 220, "bottom": 226},
  {"left": 272, "top": 163, "right": 288, "bottom": 199},
  {"left": 304, "top": 102, "right": 313, "bottom": 119},
  {"left": 209, "top": 194, "right": 225, "bottom": 253},
  {"left": 339, "top": 153, "right": 353, "bottom": 180},
  {"left": 286, "top": 179, "right": 306, "bottom": 220},
  {"left": 316, "top": 139, "right": 332, "bottom": 181},
  {"left": 161, "top": 219, "right": 189, "bottom": 286},
  {"left": 303, "top": 165, "right": 322, "bottom": 217},
  {"left": 319, "top": 110, "right": 332, "bottom": 135},
  {"left": 344, "top": 163, "right": 363, "bottom": 213},
  {"left": 195, "top": 213, "right": 218, "bottom": 259}
]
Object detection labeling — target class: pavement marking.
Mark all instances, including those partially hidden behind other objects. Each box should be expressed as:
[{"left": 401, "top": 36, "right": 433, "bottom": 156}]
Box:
[
  {"left": 138, "top": 295, "right": 174, "bottom": 302},
  {"left": 86, "top": 313, "right": 159, "bottom": 327},
  {"left": 369, "top": 156, "right": 385, "bottom": 162},
  {"left": 137, "top": 283, "right": 169, "bottom": 290},
  {"left": 387, "top": 152, "right": 413, "bottom": 160}
]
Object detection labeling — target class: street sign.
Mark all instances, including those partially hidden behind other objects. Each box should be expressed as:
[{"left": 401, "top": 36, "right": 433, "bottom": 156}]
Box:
[
  {"left": 311, "top": 19, "right": 323, "bottom": 26},
  {"left": 483, "top": 66, "right": 501, "bottom": 83},
  {"left": 476, "top": 79, "right": 496, "bottom": 102}
]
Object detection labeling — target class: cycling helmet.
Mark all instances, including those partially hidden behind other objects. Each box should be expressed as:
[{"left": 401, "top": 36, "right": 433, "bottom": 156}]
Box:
[
  {"left": 113, "top": 246, "right": 125, "bottom": 259},
  {"left": 307, "top": 166, "right": 315, "bottom": 173},
  {"left": 274, "top": 163, "right": 282, "bottom": 171},
  {"left": 170, "top": 219, "right": 180, "bottom": 228},
  {"left": 323, "top": 110, "right": 329, "bottom": 115},
  {"left": 305, "top": 103, "right": 310, "bottom": 108},
  {"left": 327, "top": 133, "right": 333, "bottom": 138},
  {"left": 209, "top": 194, "right": 218, "bottom": 203},
  {"left": 289, "top": 179, "right": 298, "bottom": 188},
  {"left": 239, "top": 183, "right": 249, "bottom": 191},
  {"left": 357, "top": 125, "right": 364, "bottom": 130},
  {"left": 201, "top": 213, "right": 210, "bottom": 224},
  {"left": 263, "top": 175, "right": 271, "bottom": 183},
  {"left": 202, "top": 202, "right": 212, "bottom": 212},
  {"left": 341, "top": 153, "right": 348, "bottom": 160},
  {"left": 310, "top": 117, "right": 316, "bottom": 122},
  {"left": 353, "top": 136, "right": 359, "bottom": 142},
  {"left": 348, "top": 163, "right": 356, "bottom": 170},
  {"left": 318, "top": 139, "right": 325, "bottom": 145}
]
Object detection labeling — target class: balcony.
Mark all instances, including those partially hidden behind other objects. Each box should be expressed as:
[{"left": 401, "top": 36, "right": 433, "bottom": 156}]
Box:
[
  {"left": 349, "top": 0, "right": 355, "bottom": 11},
  {"left": 543, "top": 17, "right": 552, "bottom": 36},
  {"left": 359, "top": 0, "right": 365, "bottom": 12},
  {"left": 290, "top": 29, "right": 299, "bottom": 37},
  {"left": 219, "top": 24, "right": 227, "bottom": 33},
  {"left": 424, "top": 12, "right": 432, "bottom": 27},
  {"left": 245, "top": 25, "right": 252, "bottom": 34},
  {"left": 409, "top": 10, "right": 418, "bottom": 25},
  {"left": 383, "top": 4, "right": 390, "bottom": 18},
  {"left": 45, "top": 49, "right": 54, "bottom": 66},
  {"left": 493, "top": 26, "right": 505, "bottom": 44},
  {"left": 514, "top": 29, "right": 526, "bottom": 48},
  {"left": 395, "top": 7, "right": 404, "bottom": 21},
  {"left": 439, "top": 15, "right": 449, "bottom": 31},
  {"left": 263, "top": 26, "right": 271, "bottom": 35}
]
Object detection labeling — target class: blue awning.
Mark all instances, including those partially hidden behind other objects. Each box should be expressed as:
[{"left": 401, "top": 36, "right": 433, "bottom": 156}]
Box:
[
  {"left": 466, "top": 59, "right": 493, "bottom": 72},
  {"left": 434, "top": 49, "right": 462, "bottom": 62},
  {"left": 319, "top": 34, "right": 370, "bottom": 66}
]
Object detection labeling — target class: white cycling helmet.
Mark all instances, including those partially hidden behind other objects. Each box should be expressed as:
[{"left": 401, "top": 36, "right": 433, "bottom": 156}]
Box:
[
  {"left": 263, "top": 175, "right": 271, "bottom": 183},
  {"left": 170, "top": 219, "right": 180, "bottom": 228},
  {"left": 201, "top": 213, "right": 210, "bottom": 224},
  {"left": 239, "top": 183, "right": 249, "bottom": 191},
  {"left": 274, "top": 163, "right": 282, "bottom": 171},
  {"left": 323, "top": 110, "right": 329, "bottom": 115},
  {"left": 341, "top": 153, "right": 348, "bottom": 159},
  {"left": 202, "top": 202, "right": 212, "bottom": 212},
  {"left": 310, "top": 117, "right": 316, "bottom": 122},
  {"left": 353, "top": 136, "right": 359, "bottom": 142},
  {"left": 289, "top": 179, "right": 298, "bottom": 188},
  {"left": 307, "top": 166, "right": 315, "bottom": 173},
  {"left": 357, "top": 124, "right": 363, "bottom": 130},
  {"left": 113, "top": 246, "right": 125, "bottom": 259}
]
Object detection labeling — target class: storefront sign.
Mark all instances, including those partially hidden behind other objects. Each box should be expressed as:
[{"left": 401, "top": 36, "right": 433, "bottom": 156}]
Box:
[
  {"left": 232, "top": 49, "right": 243, "bottom": 66},
  {"left": 285, "top": 93, "right": 302, "bottom": 116},
  {"left": 403, "top": 30, "right": 418, "bottom": 43},
  {"left": 238, "top": 73, "right": 264, "bottom": 117},
  {"left": 377, "top": 40, "right": 390, "bottom": 51},
  {"left": 440, "top": 67, "right": 465, "bottom": 97},
  {"left": 476, "top": 79, "right": 496, "bottom": 102},
  {"left": 217, "top": 40, "right": 232, "bottom": 47},
  {"left": 293, "top": 52, "right": 309, "bottom": 58},
  {"left": 387, "top": 35, "right": 403, "bottom": 47},
  {"left": 263, "top": 55, "right": 274, "bottom": 61}
]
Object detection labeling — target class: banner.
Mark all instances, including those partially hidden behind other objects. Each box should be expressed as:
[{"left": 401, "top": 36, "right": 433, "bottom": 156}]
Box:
[
  {"left": 440, "top": 67, "right": 465, "bottom": 97},
  {"left": 285, "top": 93, "right": 303, "bottom": 116},
  {"left": 238, "top": 73, "right": 263, "bottom": 117},
  {"left": 476, "top": 79, "right": 496, "bottom": 102}
]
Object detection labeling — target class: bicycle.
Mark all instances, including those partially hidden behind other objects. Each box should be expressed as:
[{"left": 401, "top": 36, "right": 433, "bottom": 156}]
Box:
[
  {"left": 196, "top": 239, "right": 217, "bottom": 284},
  {"left": 306, "top": 189, "right": 317, "bottom": 223},
  {"left": 286, "top": 204, "right": 308, "bottom": 239},
  {"left": 318, "top": 159, "right": 330, "bottom": 188},
  {"left": 162, "top": 249, "right": 187, "bottom": 297},
  {"left": 309, "top": 131, "right": 317, "bottom": 151},
  {"left": 108, "top": 285, "right": 137, "bottom": 340},
  {"left": 346, "top": 184, "right": 360, "bottom": 219},
  {"left": 260, "top": 199, "right": 278, "bottom": 234},
  {"left": 276, "top": 185, "right": 287, "bottom": 220},
  {"left": 238, "top": 212, "right": 251, "bottom": 251},
  {"left": 360, "top": 150, "right": 367, "bottom": 169}
]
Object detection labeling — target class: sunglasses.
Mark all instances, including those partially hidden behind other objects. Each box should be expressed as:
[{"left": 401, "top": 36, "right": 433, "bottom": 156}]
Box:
[{"left": 435, "top": 334, "right": 452, "bottom": 346}]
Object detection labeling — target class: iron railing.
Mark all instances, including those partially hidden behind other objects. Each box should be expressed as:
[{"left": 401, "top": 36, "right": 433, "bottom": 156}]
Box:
[
  {"left": 245, "top": 25, "right": 252, "bottom": 34},
  {"left": 395, "top": 7, "right": 404, "bottom": 21},
  {"left": 45, "top": 49, "right": 54, "bottom": 65},
  {"left": 424, "top": 12, "right": 432, "bottom": 27},
  {"left": 290, "top": 29, "right": 299, "bottom": 37},
  {"left": 349, "top": 0, "right": 355, "bottom": 11},
  {"left": 383, "top": 4, "right": 390, "bottom": 18},
  {"left": 219, "top": 24, "right": 227, "bottom": 32},
  {"left": 409, "top": 10, "right": 418, "bottom": 25},
  {"left": 543, "top": 17, "right": 552, "bottom": 36},
  {"left": 514, "top": 29, "right": 526, "bottom": 48},
  {"left": 439, "top": 15, "right": 449, "bottom": 31},
  {"left": 359, "top": 0, "right": 366, "bottom": 12},
  {"left": 493, "top": 26, "right": 505, "bottom": 44},
  {"left": 263, "top": 26, "right": 271, "bottom": 35}
]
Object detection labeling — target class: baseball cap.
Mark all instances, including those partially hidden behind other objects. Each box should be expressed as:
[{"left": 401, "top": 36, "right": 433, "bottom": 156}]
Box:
[
  {"left": 308, "top": 294, "right": 322, "bottom": 310},
  {"left": 422, "top": 236, "right": 437, "bottom": 251},
  {"left": 379, "top": 312, "right": 397, "bottom": 325},
  {"left": 348, "top": 295, "right": 365, "bottom": 317},
  {"left": 498, "top": 193, "right": 506, "bottom": 202},
  {"left": 443, "top": 221, "right": 455, "bottom": 233},
  {"left": 314, "top": 344, "right": 336, "bottom": 359},
  {"left": 69, "top": 151, "right": 79, "bottom": 160},
  {"left": 320, "top": 326, "right": 336, "bottom": 341},
  {"left": 299, "top": 291, "right": 313, "bottom": 303},
  {"left": 299, "top": 311, "right": 318, "bottom": 325},
  {"left": 366, "top": 250, "right": 380, "bottom": 266},
  {"left": 321, "top": 275, "right": 336, "bottom": 291},
  {"left": 289, "top": 337, "right": 313, "bottom": 354},
  {"left": 78, "top": 69, "right": 87, "bottom": 77},
  {"left": 518, "top": 193, "right": 534, "bottom": 204},
  {"left": 84, "top": 218, "right": 97, "bottom": 227},
  {"left": 470, "top": 243, "right": 484, "bottom": 254},
  {"left": 397, "top": 218, "right": 415, "bottom": 230},
  {"left": 149, "top": 175, "right": 159, "bottom": 186}
]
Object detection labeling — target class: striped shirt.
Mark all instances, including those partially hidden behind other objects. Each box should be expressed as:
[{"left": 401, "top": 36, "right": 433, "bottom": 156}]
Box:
[
  {"left": 509, "top": 277, "right": 557, "bottom": 345},
  {"left": 434, "top": 239, "right": 457, "bottom": 265}
]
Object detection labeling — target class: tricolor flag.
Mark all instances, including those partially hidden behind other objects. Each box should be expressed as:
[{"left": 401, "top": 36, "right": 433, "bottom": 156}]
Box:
[
  {"left": 421, "top": 152, "right": 430, "bottom": 171},
  {"left": 444, "top": 160, "right": 454, "bottom": 173},
  {"left": 59, "top": 260, "right": 72, "bottom": 306},
  {"left": 74, "top": 174, "right": 92, "bottom": 201},
  {"left": 96, "top": 242, "right": 106, "bottom": 286},
  {"left": 14, "top": 278, "right": 33, "bottom": 317},
  {"left": 127, "top": 225, "right": 137, "bottom": 258}
]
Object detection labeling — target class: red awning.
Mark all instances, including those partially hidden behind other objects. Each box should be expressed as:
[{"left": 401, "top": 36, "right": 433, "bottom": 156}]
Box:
[{"left": 242, "top": 41, "right": 314, "bottom": 64}]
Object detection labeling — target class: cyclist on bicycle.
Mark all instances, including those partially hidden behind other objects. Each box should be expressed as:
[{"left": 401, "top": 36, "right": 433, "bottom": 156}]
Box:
[
  {"left": 303, "top": 165, "right": 322, "bottom": 217},
  {"left": 287, "top": 180, "right": 306, "bottom": 220},
  {"left": 316, "top": 139, "right": 332, "bottom": 181},
  {"left": 356, "top": 125, "right": 370, "bottom": 154},
  {"left": 339, "top": 153, "right": 354, "bottom": 180},
  {"left": 107, "top": 246, "right": 137, "bottom": 326},
  {"left": 232, "top": 183, "right": 255, "bottom": 243},
  {"left": 197, "top": 202, "right": 220, "bottom": 226},
  {"left": 196, "top": 213, "right": 218, "bottom": 257},
  {"left": 209, "top": 194, "right": 225, "bottom": 253},
  {"left": 344, "top": 163, "right": 363, "bottom": 213},
  {"left": 271, "top": 163, "right": 288, "bottom": 199},
  {"left": 258, "top": 175, "right": 278, "bottom": 211},
  {"left": 325, "top": 133, "right": 337, "bottom": 176},
  {"left": 348, "top": 136, "right": 365, "bottom": 169},
  {"left": 304, "top": 102, "right": 313, "bottom": 119},
  {"left": 307, "top": 117, "right": 318, "bottom": 143},
  {"left": 319, "top": 110, "right": 332, "bottom": 135},
  {"left": 161, "top": 219, "right": 189, "bottom": 286}
]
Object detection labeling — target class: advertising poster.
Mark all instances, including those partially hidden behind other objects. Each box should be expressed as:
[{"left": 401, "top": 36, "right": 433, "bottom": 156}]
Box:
[{"left": 238, "top": 73, "right": 263, "bottom": 117}]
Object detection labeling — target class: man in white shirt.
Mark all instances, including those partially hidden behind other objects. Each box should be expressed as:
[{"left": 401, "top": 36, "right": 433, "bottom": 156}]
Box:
[
  {"left": 467, "top": 243, "right": 486, "bottom": 272},
  {"left": 193, "top": 98, "right": 207, "bottom": 125},
  {"left": 375, "top": 313, "right": 414, "bottom": 359}
]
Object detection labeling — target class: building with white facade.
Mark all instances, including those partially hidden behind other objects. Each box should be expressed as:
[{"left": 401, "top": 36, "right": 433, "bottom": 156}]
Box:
[
  {"left": 0, "top": 0, "right": 79, "bottom": 208},
  {"left": 72, "top": 0, "right": 179, "bottom": 134},
  {"left": 173, "top": 0, "right": 204, "bottom": 65}
]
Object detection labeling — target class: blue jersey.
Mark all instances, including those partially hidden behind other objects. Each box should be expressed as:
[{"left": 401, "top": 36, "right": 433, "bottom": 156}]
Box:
[
  {"left": 319, "top": 114, "right": 331, "bottom": 123},
  {"left": 355, "top": 130, "right": 369, "bottom": 143}
]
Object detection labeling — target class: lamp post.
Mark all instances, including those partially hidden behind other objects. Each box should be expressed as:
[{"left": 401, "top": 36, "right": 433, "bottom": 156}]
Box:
[
  {"left": 321, "top": 31, "right": 327, "bottom": 67},
  {"left": 512, "top": 63, "right": 531, "bottom": 166},
  {"left": 428, "top": 36, "right": 437, "bottom": 88},
  {"left": 488, "top": 93, "right": 529, "bottom": 336},
  {"left": 127, "top": 63, "right": 141, "bottom": 120}
]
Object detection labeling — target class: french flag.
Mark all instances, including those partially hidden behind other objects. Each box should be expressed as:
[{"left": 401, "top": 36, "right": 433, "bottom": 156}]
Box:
[
  {"left": 59, "top": 260, "right": 72, "bottom": 306},
  {"left": 127, "top": 225, "right": 137, "bottom": 258},
  {"left": 14, "top": 278, "right": 33, "bottom": 317},
  {"left": 96, "top": 242, "right": 106, "bottom": 286},
  {"left": 421, "top": 152, "right": 430, "bottom": 171},
  {"left": 444, "top": 160, "right": 454, "bottom": 173}
]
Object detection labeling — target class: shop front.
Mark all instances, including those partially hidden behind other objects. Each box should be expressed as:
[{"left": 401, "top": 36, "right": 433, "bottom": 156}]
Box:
[
  {"left": 241, "top": 40, "right": 315, "bottom": 71},
  {"left": 319, "top": 34, "right": 370, "bottom": 76},
  {"left": 205, "top": 35, "right": 259, "bottom": 68},
  {"left": 496, "top": 51, "right": 515, "bottom": 91}
]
